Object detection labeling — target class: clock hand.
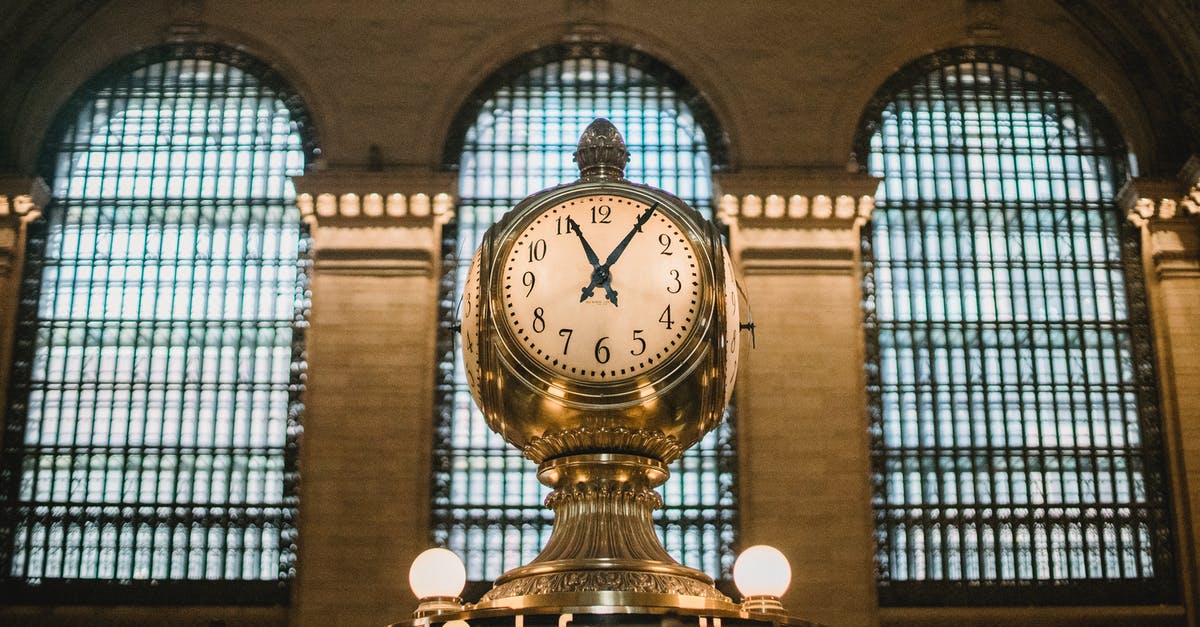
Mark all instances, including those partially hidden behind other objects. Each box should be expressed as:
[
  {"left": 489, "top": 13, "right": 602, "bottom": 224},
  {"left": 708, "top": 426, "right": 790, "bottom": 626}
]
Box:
[
  {"left": 577, "top": 204, "right": 659, "bottom": 306},
  {"left": 601, "top": 204, "right": 658, "bottom": 270},
  {"left": 566, "top": 216, "right": 601, "bottom": 269},
  {"left": 566, "top": 217, "right": 615, "bottom": 302}
]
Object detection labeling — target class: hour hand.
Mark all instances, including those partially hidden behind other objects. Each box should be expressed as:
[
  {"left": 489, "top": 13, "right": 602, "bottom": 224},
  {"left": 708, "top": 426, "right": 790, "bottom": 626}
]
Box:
[{"left": 566, "top": 217, "right": 601, "bottom": 268}]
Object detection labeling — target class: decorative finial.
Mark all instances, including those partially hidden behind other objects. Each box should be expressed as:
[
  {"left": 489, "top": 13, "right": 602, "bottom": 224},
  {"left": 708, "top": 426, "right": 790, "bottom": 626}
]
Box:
[{"left": 574, "top": 118, "right": 629, "bottom": 179}]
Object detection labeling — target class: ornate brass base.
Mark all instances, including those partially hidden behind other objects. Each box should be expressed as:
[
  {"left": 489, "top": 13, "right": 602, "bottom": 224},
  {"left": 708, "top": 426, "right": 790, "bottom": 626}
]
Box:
[{"left": 475, "top": 453, "right": 736, "bottom": 611}]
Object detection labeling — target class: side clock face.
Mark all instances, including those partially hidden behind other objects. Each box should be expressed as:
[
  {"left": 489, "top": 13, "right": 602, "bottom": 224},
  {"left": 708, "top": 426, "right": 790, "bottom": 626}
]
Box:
[{"left": 500, "top": 193, "right": 702, "bottom": 384}]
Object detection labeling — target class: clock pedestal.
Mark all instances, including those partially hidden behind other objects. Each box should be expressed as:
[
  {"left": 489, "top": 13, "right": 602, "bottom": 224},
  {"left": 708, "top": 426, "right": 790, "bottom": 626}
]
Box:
[
  {"left": 457, "top": 119, "right": 741, "bottom": 614},
  {"left": 476, "top": 452, "right": 732, "bottom": 609}
]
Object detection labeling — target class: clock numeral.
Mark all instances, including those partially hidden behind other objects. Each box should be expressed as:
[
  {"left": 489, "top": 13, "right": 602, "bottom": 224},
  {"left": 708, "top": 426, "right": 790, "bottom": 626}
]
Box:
[
  {"left": 667, "top": 269, "right": 682, "bottom": 294},
  {"left": 658, "top": 233, "right": 673, "bottom": 255},
  {"left": 591, "top": 205, "right": 612, "bottom": 223},
  {"left": 557, "top": 216, "right": 564, "bottom": 235},
  {"left": 532, "top": 307, "right": 546, "bottom": 333},
  {"left": 522, "top": 271, "right": 536, "bottom": 296},
  {"left": 529, "top": 238, "right": 547, "bottom": 262},
  {"left": 461, "top": 294, "right": 471, "bottom": 317},
  {"left": 559, "top": 328, "right": 573, "bottom": 354},
  {"left": 659, "top": 304, "right": 674, "bottom": 329},
  {"left": 594, "top": 336, "right": 611, "bottom": 364},
  {"left": 631, "top": 329, "right": 646, "bottom": 356}
]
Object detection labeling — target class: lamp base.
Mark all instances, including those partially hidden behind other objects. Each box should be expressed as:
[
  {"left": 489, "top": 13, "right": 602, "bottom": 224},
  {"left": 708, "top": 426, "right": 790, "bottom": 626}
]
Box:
[{"left": 413, "top": 597, "right": 465, "bottom": 618}]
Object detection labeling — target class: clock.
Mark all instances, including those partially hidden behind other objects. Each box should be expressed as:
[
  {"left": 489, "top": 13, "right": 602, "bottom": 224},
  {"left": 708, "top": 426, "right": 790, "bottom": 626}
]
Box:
[
  {"left": 460, "top": 119, "right": 739, "bottom": 463},
  {"left": 500, "top": 192, "right": 702, "bottom": 383}
]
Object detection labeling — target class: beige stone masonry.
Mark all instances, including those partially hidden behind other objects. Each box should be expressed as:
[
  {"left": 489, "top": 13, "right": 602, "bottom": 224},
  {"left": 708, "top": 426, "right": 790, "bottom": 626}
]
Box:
[
  {"left": 290, "top": 169, "right": 455, "bottom": 627},
  {"left": 0, "top": 175, "right": 48, "bottom": 429},
  {"left": 717, "top": 169, "right": 880, "bottom": 627},
  {"left": 1121, "top": 155, "right": 1200, "bottom": 623}
]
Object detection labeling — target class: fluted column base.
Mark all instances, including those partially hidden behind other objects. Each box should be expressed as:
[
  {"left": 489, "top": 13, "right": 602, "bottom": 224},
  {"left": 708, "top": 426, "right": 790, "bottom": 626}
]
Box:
[{"left": 476, "top": 453, "right": 734, "bottom": 610}]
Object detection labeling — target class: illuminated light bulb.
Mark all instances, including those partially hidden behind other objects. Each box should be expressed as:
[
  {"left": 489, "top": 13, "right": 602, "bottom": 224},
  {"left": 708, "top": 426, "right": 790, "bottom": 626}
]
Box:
[
  {"left": 409, "top": 548, "right": 467, "bottom": 617},
  {"left": 733, "top": 545, "right": 791, "bottom": 614}
]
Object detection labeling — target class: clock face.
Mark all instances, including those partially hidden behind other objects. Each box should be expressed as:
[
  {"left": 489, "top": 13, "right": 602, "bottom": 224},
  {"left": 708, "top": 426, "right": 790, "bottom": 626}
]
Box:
[{"left": 499, "top": 193, "right": 702, "bottom": 384}]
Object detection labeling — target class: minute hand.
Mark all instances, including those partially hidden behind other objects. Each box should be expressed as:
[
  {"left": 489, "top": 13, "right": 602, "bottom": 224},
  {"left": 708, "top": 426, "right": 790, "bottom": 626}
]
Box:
[
  {"left": 602, "top": 203, "right": 658, "bottom": 269},
  {"left": 577, "top": 204, "right": 659, "bottom": 306}
]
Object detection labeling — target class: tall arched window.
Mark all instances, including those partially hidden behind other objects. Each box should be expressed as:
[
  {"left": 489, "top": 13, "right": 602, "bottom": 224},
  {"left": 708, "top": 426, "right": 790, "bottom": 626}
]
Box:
[
  {"left": 434, "top": 43, "right": 736, "bottom": 589},
  {"left": 858, "top": 48, "right": 1175, "bottom": 605},
  {"left": 0, "top": 45, "right": 316, "bottom": 604}
]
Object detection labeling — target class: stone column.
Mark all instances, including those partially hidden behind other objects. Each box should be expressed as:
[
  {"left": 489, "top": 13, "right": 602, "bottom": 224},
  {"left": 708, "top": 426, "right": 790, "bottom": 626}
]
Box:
[
  {"left": 289, "top": 170, "right": 454, "bottom": 627},
  {"left": 717, "top": 169, "right": 879, "bottom": 627},
  {"left": 1121, "top": 156, "right": 1200, "bottom": 624},
  {"left": 0, "top": 175, "right": 48, "bottom": 427}
]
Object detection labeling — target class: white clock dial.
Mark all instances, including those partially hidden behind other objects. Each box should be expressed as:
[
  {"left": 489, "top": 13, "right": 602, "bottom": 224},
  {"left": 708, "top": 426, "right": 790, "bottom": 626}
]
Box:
[
  {"left": 461, "top": 254, "right": 483, "bottom": 394},
  {"left": 500, "top": 194, "right": 701, "bottom": 383}
]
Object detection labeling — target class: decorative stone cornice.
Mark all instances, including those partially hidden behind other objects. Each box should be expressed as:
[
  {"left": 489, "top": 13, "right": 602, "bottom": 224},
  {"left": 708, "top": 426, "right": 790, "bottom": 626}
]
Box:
[
  {"left": 295, "top": 190, "right": 454, "bottom": 228},
  {"left": 292, "top": 169, "right": 456, "bottom": 276},
  {"left": 715, "top": 168, "right": 880, "bottom": 229},
  {"left": 1120, "top": 157, "right": 1200, "bottom": 280},
  {"left": 1121, "top": 155, "right": 1200, "bottom": 227},
  {"left": 717, "top": 192, "right": 875, "bottom": 229},
  {"left": 0, "top": 176, "right": 49, "bottom": 278},
  {"left": 714, "top": 168, "right": 880, "bottom": 274},
  {"left": 0, "top": 175, "right": 49, "bottom": 224}
]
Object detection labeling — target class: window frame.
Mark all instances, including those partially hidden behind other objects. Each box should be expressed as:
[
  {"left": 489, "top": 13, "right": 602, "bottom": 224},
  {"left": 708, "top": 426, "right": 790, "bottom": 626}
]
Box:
[
  {"left": 0, "top": 43, "right": 318, "bottom": 606},
  {"left": 856, "top": 46, "right": 1176, "bottom": 607}
]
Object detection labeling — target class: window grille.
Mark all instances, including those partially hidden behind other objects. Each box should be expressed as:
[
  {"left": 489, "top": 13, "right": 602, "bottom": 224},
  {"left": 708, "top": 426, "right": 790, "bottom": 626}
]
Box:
[
  {"left": 0, "top": 45, "right": 316, "bottom": 605},
  {"left": 858, "top": 47, "right": 1175, "bottom": 605},
  {"left": 434, "top": 43, "right": 735, "bottom": 592}
]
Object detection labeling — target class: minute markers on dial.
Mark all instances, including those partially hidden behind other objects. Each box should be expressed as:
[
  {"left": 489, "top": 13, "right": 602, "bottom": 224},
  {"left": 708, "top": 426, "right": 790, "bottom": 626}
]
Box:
[{"left": 501, "top": 196, "right": 701, "bottom": 382}]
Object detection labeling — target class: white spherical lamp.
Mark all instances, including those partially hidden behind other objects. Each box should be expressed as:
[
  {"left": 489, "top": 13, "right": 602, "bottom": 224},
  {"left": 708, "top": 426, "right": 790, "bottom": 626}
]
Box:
[
  {"left": 409, "top": 548, "right": 467, "bottom": 617},
  {"left": 733, "top": 545, "right": 791, "bottom": 614}
]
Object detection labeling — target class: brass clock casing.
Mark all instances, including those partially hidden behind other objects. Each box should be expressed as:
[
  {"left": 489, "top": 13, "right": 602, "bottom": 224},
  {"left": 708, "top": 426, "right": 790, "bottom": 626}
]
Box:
[
  {"left": 457, "top": 118, "right": 742, "bottom": 611},
  {"left": 462, "top": 178, "right": 738, "bottom": 465}
]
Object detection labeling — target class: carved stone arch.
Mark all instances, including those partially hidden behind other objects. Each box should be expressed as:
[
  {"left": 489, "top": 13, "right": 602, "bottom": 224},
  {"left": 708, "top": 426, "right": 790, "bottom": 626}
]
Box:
[
  {"left": 439, "top": 41, "right": 730, "bottom": 171},
  {"left": 36, "top": 42, "right": 321, "bottom": 177},
  {"left": 852, "top": 46, "right": 1129, "bottom": 179}
]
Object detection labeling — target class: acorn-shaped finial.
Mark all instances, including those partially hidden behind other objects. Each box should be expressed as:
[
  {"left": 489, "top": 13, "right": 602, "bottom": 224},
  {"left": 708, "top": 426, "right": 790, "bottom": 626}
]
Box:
[{"left": 573, "top": 118, "right": 629, "bottom": 179}]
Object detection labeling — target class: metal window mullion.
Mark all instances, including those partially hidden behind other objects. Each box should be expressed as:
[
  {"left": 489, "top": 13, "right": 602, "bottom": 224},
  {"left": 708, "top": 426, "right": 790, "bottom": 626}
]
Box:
[
  {"left": 22, "top": 104, "right": 85, "bottom": 580},
  {"left": 139, "top": 57, "right": 173, "bottom": 581},
  {"left": 123, "top": 60, "right": 165, "bottom": 582},
  {"left": 1027, "top": 69, "right": 1064, "bottom": 581},
  {"left": 98, "top": 63, "right": 139, "bottom": 582},
  {"left": 973, "top": 65, "right": 1008, "bottom": 581},
  {"left": 223, "top": 71, "right": 263, "bottom": 582},
  {"left": 943, "top": 62, "right": 984, "bottom": 583},
  {"left": 171, "top": 66, "right": 209, "bottom": 581},
  {"left": 1040, "top": 75, "right": 1087, "bottom": 580},
  {"left": 913, "top": 68, "right": 943, "bottom": 581},
  {"left": 195, "top": 57, "right": 228, "bottom": 581},
  {"left": 1061, "top": 86, "right": 1126, "bottom": 578},
  {"left": 893, "top": 86, "right": 924, "bottom": 582}
]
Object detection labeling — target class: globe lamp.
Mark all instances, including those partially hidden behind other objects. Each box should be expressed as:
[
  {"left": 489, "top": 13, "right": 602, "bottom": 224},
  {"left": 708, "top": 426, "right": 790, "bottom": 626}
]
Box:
[
  {"left": 409, "top": 548, "right": 467, "bottom": 617},
  {"left": 733, "top": 545, "right": 791, "bottom": 614}
]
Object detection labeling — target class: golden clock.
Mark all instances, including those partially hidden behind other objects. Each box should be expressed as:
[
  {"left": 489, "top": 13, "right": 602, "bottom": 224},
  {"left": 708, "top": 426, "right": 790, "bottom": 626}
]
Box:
[{"left": 461, "top": 118, "right": 738, "bottom": 464}]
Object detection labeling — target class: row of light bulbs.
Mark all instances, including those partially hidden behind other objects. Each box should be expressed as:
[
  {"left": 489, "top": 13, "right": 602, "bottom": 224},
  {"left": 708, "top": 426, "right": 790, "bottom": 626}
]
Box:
[{"left": 409, "top": 545, "right": 793, "bottom": 617}]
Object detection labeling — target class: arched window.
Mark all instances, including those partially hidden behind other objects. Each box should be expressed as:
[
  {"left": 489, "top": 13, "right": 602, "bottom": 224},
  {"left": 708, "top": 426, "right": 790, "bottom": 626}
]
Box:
[
  {"left": 435, "top": 43, "right": 735, "bottom": 589},
  {"left": 858, "top": 48, "right": 1175, "bottom": 605},
  {"left": 0, "top": 45, "right": 316, "bottom": 604}
]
